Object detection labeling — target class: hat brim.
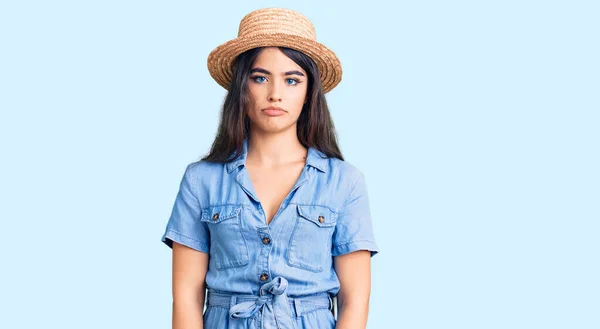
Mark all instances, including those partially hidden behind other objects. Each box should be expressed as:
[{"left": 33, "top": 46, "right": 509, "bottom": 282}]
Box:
[{"left": 207, "top": 34, "right": 342, "bottom": 93}]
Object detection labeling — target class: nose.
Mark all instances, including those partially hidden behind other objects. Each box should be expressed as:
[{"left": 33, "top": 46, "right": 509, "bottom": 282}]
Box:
[{"left": 267, "top": 83, "right": 282, "bottom": 103}]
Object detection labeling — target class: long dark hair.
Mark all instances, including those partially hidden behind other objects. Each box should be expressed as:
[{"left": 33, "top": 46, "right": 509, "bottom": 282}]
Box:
[{"left": 199, "top": 46, "right": 344, "bottom": 163}]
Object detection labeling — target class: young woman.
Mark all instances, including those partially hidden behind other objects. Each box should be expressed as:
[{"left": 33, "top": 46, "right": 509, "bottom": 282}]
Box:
[{"left": 161, "top": 7, "right": 380, "bottom": 329}]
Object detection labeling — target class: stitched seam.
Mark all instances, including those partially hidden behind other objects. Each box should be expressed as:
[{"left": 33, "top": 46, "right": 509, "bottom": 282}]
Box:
[
  {"left": 288, "top": 203, "right": 337, "bottom": 213},
  {"left": 166, "top": 229, "right": 209, "bottom": 248},
  {"left": 203, "top": 204, "right": 247, "bottom": 208},
  {"left": 186, "top": 163, "right": 203, "bottom": 220},
  {"left": 333, "top": 239, "right": 376, "bottom": 248},
  {"left": 340, "top": 172, "right": 362, "bottom": 212}
]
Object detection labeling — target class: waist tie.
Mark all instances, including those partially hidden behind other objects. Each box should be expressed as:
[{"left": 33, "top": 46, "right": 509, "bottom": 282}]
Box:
[{"left": 207, "top": 276, "right": 332, "bottom": 329}]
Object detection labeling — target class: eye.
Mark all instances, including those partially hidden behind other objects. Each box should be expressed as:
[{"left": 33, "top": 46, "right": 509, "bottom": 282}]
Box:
[
  {"left": 250, "top": 76, "right": 267, "bottom": 83},
  {"left": 286, "top": 78, "right": 299, "bottom": 85}
]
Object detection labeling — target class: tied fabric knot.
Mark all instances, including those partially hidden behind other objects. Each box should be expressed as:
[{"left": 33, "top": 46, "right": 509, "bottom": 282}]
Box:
[
  {"left": 229, "top": 276, "right": 295, "bottom": 329},
  {"left": 229, "top": 295, "right": 270, "bottom": 318}
]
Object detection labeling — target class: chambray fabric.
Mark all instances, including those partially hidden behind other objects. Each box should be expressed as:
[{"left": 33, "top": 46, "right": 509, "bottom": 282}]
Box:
[{"left": 161, "top": 138, "right": 379, "bottom": 329}]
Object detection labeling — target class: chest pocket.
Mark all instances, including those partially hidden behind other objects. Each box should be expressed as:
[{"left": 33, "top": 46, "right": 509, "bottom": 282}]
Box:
[
  {"left": 286, "top": 204, "right": 338, "bottom": 273},
  {"left": 201, "top": 205, "right": 249, "bottom": 270}
]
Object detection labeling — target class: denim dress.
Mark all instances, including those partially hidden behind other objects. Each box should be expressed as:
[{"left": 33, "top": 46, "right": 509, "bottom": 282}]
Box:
[{"left": 161, "top": 138, "right": 380, "bottom": 329}]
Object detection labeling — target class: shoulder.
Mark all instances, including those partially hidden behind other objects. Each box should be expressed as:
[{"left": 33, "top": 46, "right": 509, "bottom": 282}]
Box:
[
  {"left": 327, "top": 156, "right": 365, "bottom": 184},
  {"left": 180, "top": 158, "right": 244, "bottom": 208},
  {"left": 185, "top": 159, "right": 224, "bottom": 177},
  {"left": 180, "top": 159, "right": 227, "bottom": 199},
  {"left": 324, "top": 157, "right": 367, "bottom": 202}
]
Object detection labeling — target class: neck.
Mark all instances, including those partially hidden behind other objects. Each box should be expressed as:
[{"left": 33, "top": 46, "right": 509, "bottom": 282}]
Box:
[{"left": 246, "top": 132, "right": 307, "bottom": 168}]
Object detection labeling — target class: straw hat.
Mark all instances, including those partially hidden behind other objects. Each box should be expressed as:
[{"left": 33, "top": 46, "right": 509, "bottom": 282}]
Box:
[{"left": 207, "top": 8, "right": 342, "bottom": 93}]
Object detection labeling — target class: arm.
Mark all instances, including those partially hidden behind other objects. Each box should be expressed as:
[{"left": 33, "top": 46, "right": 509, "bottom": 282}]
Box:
[
  {"left": 331, "top": 171, "right": 379, "bottom": 329},
  {"left": 172, "top": 241, "right": 209, "bottom": 329},
  {"left": 333, "top": 250, "right": 372, "bottom": 329}
]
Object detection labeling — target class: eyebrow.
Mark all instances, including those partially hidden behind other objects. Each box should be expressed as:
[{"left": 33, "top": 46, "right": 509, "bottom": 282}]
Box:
[{"left": 250, "top": 67, "right": 305, "bottom": 77}]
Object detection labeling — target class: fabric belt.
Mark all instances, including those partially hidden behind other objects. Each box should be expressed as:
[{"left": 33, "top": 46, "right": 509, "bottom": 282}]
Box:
[{"left": 206, "top": 276, "right": 332, "bottom": 329}]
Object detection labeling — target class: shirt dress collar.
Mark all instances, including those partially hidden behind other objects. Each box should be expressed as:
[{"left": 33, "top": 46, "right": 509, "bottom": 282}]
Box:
[{"left": 226, "top": 137, "right": 329, "bottom": 174}]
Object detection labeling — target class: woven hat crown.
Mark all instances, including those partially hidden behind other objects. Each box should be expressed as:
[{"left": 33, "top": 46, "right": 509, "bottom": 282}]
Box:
[{"left": 237, "top": 8, "right": 316, "bottom": 40}]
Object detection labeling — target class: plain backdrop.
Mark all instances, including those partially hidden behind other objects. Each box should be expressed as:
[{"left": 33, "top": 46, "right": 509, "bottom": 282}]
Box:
[{"left": 1, "top": 1, "right": 598, "bottom": 328}]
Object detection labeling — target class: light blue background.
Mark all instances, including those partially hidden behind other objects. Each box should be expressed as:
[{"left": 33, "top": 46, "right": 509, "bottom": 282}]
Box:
[{"left": 1, "top": 1, "right": 598, "bottom": 328}]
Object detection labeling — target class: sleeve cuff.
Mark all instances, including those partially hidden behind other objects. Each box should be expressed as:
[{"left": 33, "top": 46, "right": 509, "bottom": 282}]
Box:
[
  {"left": 161, "top": 229, "right": 210, "bottom": 254},
  {"left": 332, "top": 240, "right": 379, "bottom": 257}
]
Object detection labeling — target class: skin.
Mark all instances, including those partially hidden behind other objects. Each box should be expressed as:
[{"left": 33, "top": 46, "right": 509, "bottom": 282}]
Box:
[
  {"left": 244, "top": 47, "right": 310, "bottom": 226},
  {"left": 333, "top": 250, "right": 372, "bottom": 329},
  {"left": 171, "top": 47, "right": 372, "bottom": 329},
  {"left": 172, "top": 243, "right": 208, "bottom": 329}
]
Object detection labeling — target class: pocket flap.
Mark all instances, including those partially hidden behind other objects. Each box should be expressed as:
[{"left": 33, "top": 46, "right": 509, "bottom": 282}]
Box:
[
  {"left": 296, "top": 204, "right": 337, "bottom": 227},
  {"left": 201, "top": 205, "right": 242, "bottom": 223}
]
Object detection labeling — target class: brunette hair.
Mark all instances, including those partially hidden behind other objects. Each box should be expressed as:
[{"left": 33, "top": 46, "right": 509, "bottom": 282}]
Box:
[{"left": 200, "top": 46, "right": 344, "bottom": 162}]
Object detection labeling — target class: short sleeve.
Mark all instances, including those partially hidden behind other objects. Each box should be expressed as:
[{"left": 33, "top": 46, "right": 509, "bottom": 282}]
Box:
[
  {"left": 332, "top": 172, "right": 380, "bottom": 257},
  {"left": 160, "top": 163, "right": 210, "bottom": 253}
]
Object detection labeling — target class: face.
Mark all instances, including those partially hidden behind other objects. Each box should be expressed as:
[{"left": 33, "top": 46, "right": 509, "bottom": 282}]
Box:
[{"left": 246, "top": 47, "right": 308, "bottom": 134}]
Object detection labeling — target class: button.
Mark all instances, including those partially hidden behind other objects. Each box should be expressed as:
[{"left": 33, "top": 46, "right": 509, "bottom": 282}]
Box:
[
  {"left": 260, "top": 273, "right": 269, "bottom": 281},
  {"left": 318, "top": 215, "right": 325, "bottom": 223},
  {"left": 262, "top": 237, "right": 271, "bottom": 245},
  {"left": 212, "top": 213, "right": 219, "bottom": 221}
]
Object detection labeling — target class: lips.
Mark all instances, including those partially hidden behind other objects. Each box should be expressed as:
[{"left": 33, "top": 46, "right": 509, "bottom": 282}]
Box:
[{"left": 262, "top": 106, "right": 286, "bottom": 116}]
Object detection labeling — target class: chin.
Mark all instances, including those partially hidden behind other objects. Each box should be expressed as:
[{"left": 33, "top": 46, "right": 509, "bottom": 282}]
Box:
[{"left": 252, "top": 121, "right": 294, "bottom": 134}]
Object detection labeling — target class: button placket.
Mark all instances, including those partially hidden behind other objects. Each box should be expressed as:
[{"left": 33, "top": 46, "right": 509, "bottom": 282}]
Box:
[{"left": 257, "top": 227, "right": 273, "bottom": 284}]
